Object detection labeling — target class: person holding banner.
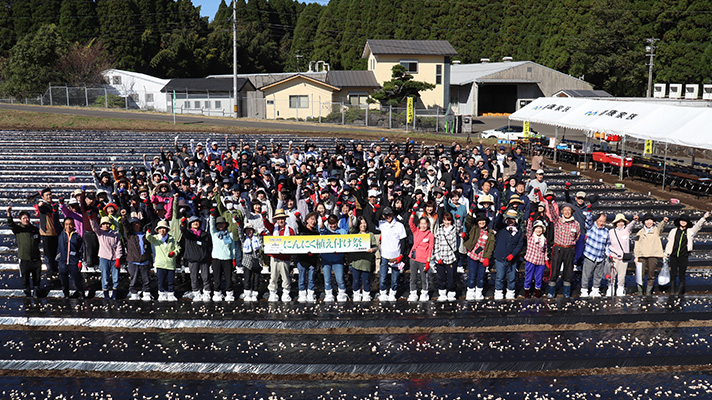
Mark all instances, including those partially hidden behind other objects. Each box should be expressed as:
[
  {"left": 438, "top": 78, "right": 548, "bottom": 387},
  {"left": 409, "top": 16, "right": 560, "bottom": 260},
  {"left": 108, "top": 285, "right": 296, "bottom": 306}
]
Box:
[
  {"left": 294, "top": 212, "right": 320, "bottom": 303},
  {"left": 378, "top": 207, "right": 407, "bottom": 302},
  {"left": 321, "top": 215, "right": 349, "bottom": 302},
  {"left": 263, "top": 209, "right": 295, "bottom": 303},
  {"left": 349, "top": 216, "right": 377, "bottom": 302}
]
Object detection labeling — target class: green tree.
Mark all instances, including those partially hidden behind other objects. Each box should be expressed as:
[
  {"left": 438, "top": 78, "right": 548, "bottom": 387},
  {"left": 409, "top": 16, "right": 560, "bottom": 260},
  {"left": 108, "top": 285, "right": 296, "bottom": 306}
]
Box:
[
  {"left": 0, "top": 2, "right": 14, "bottom": 55},
  {"left": 370, "top": 64, "right": 435, "bottom": 106},
  {"left": 312, "top": 0, "right": 348, "bottom": 70},
  {"left": 0, "top": 24, "right": 68, "bottom": 97},
  {"left": 286, "top": 3, "right": 323, "bottom": 71},
  {"left": 96, "top": 0, "right": 143, "bottom": 70},
  {"left": 30, "top": 0, "right": 60, "bottom": 30},
  {"left": 58, "top": 0, "right": 98, "bottom": 44},
  {"left": 11, "top": 1, "right": 33, "bottom": 39}
]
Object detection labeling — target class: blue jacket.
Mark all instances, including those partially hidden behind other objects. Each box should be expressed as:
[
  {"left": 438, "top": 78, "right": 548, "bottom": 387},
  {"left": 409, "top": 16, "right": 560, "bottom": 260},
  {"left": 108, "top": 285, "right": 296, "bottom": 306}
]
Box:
[
  {"left": 492, "top": 218, "right": 524, "bottom": 261},
  {"left": 320, "top": 226, "right": 347, "bottom": 264},
  {"left": 57, "top": 230, "right": 83, "bottom": 266}
]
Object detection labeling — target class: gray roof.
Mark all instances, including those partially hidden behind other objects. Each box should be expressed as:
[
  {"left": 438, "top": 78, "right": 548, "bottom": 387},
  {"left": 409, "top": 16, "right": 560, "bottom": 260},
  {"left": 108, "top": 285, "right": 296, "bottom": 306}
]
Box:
[
  {"left": 206, "top": 72, "right": 327, "bottom": 89},
  {"left": 326, "top": 70, "right": 380, "bottom": 88},
  {"left": 555, "top": 89, "right": 612, "bottom": 97},
  {"left": 162, "top": 78, "right": 252, "bottom": 92},
  {"left": 362, "top": 40, "right": 458, "bottom": 58},
  {"left": 450, "top": 61, "right": 529, "bottom": 85}
]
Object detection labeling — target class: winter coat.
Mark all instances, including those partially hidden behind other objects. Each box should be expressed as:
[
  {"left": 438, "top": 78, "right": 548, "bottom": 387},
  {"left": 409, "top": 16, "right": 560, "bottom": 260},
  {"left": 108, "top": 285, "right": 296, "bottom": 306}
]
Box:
[
  {"left": 209, "top": 216, "right": 236, "bottom": 261},
  {"left": 56, "top": 230, "right": 83, "bottom": 266},
  {"left": 7, "top": 216, "right": 41, "bottom": 261},
  {"left": 408, "top": 214, "right": 434, "bottom": 263},
  {"left": 145, "top": 233, "right": 180, "bottom": 270},
  {"left": 90, "top": 219, "right": 124, "bottom": 261},
  {"left": 180, "top": 225, "right": 212, "bottom": 263},
  {"left": 665, "top": 217, "right": 706, "bottom": 257},
  {"left": 634, "top": 221, "right": 666, "bottom": 258}
]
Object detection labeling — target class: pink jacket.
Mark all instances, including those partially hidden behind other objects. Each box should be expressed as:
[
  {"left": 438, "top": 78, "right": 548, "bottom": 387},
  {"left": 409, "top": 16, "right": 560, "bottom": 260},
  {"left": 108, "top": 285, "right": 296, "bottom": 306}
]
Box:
[
  {"left": 409, "top": 215, "right": 434, "bottom": 263},
  {"left": 90, "top": 218, "right": 124, "bottom": 260},
  {"left": 609, "top": 221, "right": 635, "bottom": 260}
]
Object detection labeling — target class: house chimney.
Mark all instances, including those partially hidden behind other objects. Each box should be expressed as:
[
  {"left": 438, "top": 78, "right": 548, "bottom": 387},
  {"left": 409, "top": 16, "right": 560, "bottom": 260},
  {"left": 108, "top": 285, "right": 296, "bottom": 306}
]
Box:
[
  {"left": 502, "top": 56, "right": 513, "bottom": 62},
  {"left": 480, "top": 58, "right": 490, "bottom": 63}
]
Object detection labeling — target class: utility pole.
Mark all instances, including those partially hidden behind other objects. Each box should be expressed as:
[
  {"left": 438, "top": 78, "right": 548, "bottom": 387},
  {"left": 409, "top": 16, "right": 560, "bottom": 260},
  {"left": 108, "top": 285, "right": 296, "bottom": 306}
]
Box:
[
  {"left": 232, "top": 0, "right": 238, "bottom": 118},
  {"left": 645, "top": 38, "right": 659, "bottom": 98}
]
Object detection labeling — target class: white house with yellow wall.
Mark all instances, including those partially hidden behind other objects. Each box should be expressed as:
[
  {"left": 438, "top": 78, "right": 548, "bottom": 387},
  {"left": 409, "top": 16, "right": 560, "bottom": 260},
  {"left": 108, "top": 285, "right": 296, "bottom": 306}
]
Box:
[{"left": 362, "top": 40, "right": 457, "bottom": 110}]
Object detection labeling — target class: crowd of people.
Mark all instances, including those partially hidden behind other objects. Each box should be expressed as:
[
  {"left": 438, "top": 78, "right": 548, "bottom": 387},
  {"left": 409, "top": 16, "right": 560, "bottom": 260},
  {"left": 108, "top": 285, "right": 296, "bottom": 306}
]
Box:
[{"left": 7, "top": 135, "right": 710, "bottom": 302}]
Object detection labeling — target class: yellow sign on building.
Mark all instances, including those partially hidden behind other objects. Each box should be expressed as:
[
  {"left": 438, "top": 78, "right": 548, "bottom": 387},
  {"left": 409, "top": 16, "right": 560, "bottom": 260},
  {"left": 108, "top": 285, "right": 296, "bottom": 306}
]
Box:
[{"left": 644, "top": 139, "right": 653, "bottom": 156}]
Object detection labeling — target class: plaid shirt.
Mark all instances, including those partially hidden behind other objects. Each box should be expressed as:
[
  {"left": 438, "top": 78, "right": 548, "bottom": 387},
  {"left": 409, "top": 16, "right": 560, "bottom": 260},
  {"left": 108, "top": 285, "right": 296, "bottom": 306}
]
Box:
[
  {"left": 583, "top": 212, "right": 610, "bottom": 262},
  {"left": 525, "top": 219, "right": 548, "bottom": 265},
  {"left": 550, "top": 201, "right": 580, "bottom": 246},
  {"left": 433, "top": 224, "right": 458, "bottom": 264}
]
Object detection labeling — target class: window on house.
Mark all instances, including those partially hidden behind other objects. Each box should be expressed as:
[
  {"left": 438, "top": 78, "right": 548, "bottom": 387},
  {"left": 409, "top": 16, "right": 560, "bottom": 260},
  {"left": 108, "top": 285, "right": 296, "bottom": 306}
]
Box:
[
  {"left": 289, "top": 95, "right": 308, "bottom": 109},
  {"left": 267, "top": 100, "right": 274, "bottom": 105},
  {"left": 184, "top": 101, "right": 190, "bottom": 108},
  {"left": 348, "top": 93, "right": 368, "bottom": 106},
  {"left": 436, "top": 64, "right": 442, "bottom": 85},
  {"left": 112, "top": 76, "right": 121, "bottom": 85},
  {"left": 145, "top": 93, "right": 154, "bottom": 103},
  {"left": 194, "top": 101, "right": 201, "bottom": 108},
  {"left": 215, "top": 100, "right": 221, "bottom": 108},
  {"left": 527, "top": 67, "right": 533, "bottom": 73},
  {"left": 399, "top": 60, "right": 418, "bottom": 73},
  {"left": 205, "top": 101, "right": 211, "bottom": 109},
  {"left": 129, "top": 93, "right": 139, "bottom": 102}
]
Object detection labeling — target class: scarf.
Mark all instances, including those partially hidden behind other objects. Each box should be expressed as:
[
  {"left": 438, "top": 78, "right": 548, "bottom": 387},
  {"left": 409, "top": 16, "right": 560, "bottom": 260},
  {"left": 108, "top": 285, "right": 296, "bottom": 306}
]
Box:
[
  {"left": 243, "top": 235, "right": 261, "bottom": 253},
  {"left": 274, "top": 225, "right": 291, "bottom": 236}
]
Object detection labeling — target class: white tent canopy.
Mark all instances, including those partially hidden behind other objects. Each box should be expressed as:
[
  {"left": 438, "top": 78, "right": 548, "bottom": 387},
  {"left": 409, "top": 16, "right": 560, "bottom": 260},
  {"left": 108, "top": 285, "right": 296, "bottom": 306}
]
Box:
[{"left": 509, "top": 97, "right": 712, "bottom": 150}]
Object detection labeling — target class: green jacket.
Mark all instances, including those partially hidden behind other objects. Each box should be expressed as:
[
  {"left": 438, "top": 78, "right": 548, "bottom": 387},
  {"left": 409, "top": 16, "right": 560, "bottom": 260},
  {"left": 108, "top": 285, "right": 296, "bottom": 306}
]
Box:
[
  {"left": 214, "top": 192, "right": 243, "bottom": 240},
  {"left": 8, "top": 216, "right": 41, "bottom": 261},
  {"left": 145, "top": 233, "right": 181, "bottom": 270},
  {"left": 347, "top": 231, "right": 377, "bottom": 272},
  {"left": 464, "top": 213, "right": 495, "bottom": 259}
]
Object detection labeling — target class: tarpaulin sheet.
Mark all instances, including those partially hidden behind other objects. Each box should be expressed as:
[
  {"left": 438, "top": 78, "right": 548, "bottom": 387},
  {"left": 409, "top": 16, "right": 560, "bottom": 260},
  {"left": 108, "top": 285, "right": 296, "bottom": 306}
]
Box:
[
  {"left": 1, "top": 328, "right": 711, "bottom": 368},
  {"left": 509, "top": 97, "right": 712, "bottom": 150},
  {"left": 1, "top": 296, "right": 712, "bottom": 330}
]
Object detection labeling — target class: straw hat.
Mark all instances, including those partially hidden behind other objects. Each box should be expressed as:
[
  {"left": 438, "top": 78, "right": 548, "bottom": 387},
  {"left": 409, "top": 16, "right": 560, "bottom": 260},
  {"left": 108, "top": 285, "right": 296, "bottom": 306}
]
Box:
[
  {"left": 273, "top": 208, "right": 288, "bottom": 219},
  {"left": 612, "top": 213, "right": 628, "bottom": 225},
  {"left": 508, "top": 194, "right": 524, "bottom": 206},
  {"left": 478, "top": 194, "right": 494, "bottom": 204},
  {"left": 100, "top": 216, "right": 112, "bottom": 225},
  {"left": 156, "top": 220, "right": 170, "bottom": 230}
]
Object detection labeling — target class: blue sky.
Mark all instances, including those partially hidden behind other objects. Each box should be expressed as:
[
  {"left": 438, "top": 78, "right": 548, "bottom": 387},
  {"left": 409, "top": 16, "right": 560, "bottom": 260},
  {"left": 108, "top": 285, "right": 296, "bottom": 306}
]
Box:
[{"left": 194, "top": 0, "right": 223, "bottom": 20}]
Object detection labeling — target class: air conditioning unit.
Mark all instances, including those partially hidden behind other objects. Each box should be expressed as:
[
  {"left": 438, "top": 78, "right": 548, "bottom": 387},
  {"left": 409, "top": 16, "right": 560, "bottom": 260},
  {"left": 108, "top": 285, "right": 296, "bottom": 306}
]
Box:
[
  {"left": 669, "top": 84, "right": 682, "bottom": 99},
  {"left": 461, "top": 115, "right": 473, "bottom": 133},
  {"left": 703, "top": 84, "right": 712, "bottom": 100},
  {"left": 684, "top": 84, "right": 699, "bottom": 99},
  {"left": 653, "top": 83, "right": 666, "bottom": 98}
]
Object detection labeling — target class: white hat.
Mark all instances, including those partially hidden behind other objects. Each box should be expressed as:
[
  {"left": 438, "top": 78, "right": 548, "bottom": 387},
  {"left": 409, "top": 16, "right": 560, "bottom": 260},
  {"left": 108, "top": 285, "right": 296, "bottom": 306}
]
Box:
[
  {"left": 368, "top": 189, "right": 380, "bottom": 198},
  {"left": 211, "top": 141, "right": 218, "bottom": 146},
  {"left": 536, "top": 169, "right": 545, "bottom": 175},
  {"left": 533, "top": 220, "right": 546, "bottom": 230}
]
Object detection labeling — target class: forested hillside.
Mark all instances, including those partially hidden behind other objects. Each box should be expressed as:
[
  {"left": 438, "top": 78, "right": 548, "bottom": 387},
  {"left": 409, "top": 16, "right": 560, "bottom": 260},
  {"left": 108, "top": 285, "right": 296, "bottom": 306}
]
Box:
[{"left": 1, "top": 0, "right": 711, "bottom": 97}]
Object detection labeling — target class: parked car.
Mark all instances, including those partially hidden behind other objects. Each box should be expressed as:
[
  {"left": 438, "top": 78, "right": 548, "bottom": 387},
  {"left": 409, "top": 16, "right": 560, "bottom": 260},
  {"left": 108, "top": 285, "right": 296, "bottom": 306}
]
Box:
[{"left": 480, "top": 125, "right": 537, "bottom": 140}]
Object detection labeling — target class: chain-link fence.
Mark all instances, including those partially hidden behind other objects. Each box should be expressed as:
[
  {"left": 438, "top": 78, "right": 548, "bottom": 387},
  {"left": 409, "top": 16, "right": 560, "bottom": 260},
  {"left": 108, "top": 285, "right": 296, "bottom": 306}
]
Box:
[{"left": 1, "top": 85, "right": 452, "bottom": 132}]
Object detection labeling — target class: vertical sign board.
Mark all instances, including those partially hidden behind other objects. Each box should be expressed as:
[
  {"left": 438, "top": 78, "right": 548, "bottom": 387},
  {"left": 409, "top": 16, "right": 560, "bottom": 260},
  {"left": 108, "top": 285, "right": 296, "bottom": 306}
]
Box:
[
  {"left": 523, "top": 121, "right": 530, "bottom": 137},
  {"left": 407, "top": 97, "right": 414, "bottom": 124},
  {"left": 644, "top": 139, "right": 653, "bottom": 157}
]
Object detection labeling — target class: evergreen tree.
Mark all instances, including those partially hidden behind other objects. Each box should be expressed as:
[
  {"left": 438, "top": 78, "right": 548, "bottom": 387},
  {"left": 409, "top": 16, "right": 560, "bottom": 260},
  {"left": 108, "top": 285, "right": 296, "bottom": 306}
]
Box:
[
  {"left": 286, "top": 2, "right": 323, "bottom": 71},
  {"left": 0, "top": 2, "right": 14, "bottom": 55},
  {"left": 29, "top": 0, "right": 60, "bottom": 31},
  {"left": 0, "top": 24, "right": 68, "bottom": 97},
  {"left": 96, "top": 0, "right": 143, "bottom": 71},
  {"left": 58, "top": 0, "right": 98, "bottom": 44},
  {"left": 312, "top": 0, "right": 347, "bottom": 69},
  {"left": 370, "top": 64, "right": 436, "bottom": 106},
  {"left": 11, "top": 1, "right": 33, "bottom": 39}
]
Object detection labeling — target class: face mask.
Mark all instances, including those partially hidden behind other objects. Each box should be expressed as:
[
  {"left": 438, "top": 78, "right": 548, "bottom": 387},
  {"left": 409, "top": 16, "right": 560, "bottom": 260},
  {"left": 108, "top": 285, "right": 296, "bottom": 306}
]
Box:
[{"left": 226, "top": 203, "right": 234, "bottom": 210}]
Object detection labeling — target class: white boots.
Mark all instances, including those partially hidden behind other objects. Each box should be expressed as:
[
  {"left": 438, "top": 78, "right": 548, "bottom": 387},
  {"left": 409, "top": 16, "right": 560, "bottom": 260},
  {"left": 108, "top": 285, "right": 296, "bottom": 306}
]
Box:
[
  {"left": 419, "top": 290, "right": 430, "bottom": 302},
  {"left": 590, "top": 288, "right": 601, "bottom": 298},
  {"left": 378, "top": 290, "right": 388, "bottom": 302},
  {"left": 408, "top": 290, "right": 419, "bottom": 302},
  {"left": 297, "top": 290, "right": 307, "bottom": 303},
  {"left": 353, "top": 290, "right": 362, "bottom": 302},
  {"left": 336, "top": 288, "right": 348, "bottom": 302},
  {"left": 212, "top": 291, "right": 223, "bottom": 302},
  {"left": 581, "top": 288, "right": 589, "bottom": 298},
  {"left": 324, "top": 289, "right": 335, "bottom": 302},
  {"left": 306, "top": 290, "right": 316, "bottom": 303},
  {"left": 268, "top": 291, "right": 279, "bottom": 302},
  {"left": 437, "top": 289, "right": 447, "bottom": 302},
  {"left": 224, "top": 291, "right": 235, "bottom": 302},
  {"left": 465, "top": 288, "right": 476, "bottom": 301},
  {"left": 361, "top": 290, "right": 371, "bottom": 302},
  {"left": 281, "top": 290, "right": 291, "bottom": 302},
  {"left": 447, "top": 291, "right": 456, "bottom": 302},
  {"left": 505, "top": 289, "right": 515, "bottom": 300},
  {"left": 494, "top": 289, "right": 504, "bottom": 300},
  {"left": 192, "top": 291, "right": 202, "bottom": 302}
]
